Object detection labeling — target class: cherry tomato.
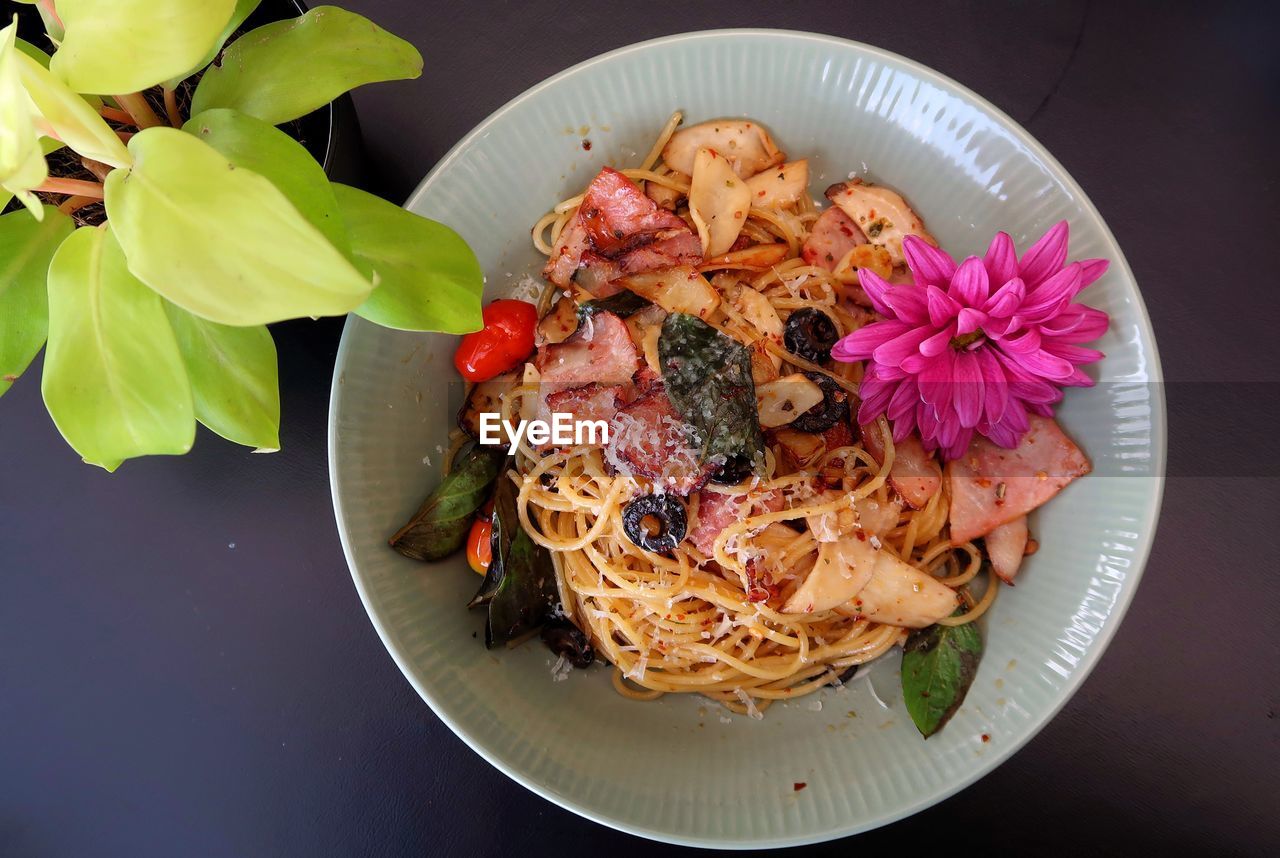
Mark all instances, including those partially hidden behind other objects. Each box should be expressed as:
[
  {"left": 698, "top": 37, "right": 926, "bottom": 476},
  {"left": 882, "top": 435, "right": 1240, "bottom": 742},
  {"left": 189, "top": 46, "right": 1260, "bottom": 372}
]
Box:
[
  {"left": 454, "top": 299, "right": 538, "bottom": 382},
  {"left": 466, "top": 500, "right": 495, "bottom": 575}
]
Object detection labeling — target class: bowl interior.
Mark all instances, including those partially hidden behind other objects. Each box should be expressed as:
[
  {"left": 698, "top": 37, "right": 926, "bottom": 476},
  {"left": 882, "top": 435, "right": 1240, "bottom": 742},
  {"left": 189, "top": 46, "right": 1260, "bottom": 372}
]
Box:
[{"left": 329, "top": 30, "right": 1164, "bottom": 847}]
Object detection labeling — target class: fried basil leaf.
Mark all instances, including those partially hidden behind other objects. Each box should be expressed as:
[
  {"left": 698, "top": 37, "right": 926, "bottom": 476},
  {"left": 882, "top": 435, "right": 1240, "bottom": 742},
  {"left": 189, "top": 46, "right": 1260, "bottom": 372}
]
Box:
[
  {"left": 901, "top": 611, "right": 984, "bottom": 738},
  {"left": 389, "top": 445, "right": 503, "bottom": 561},
  {"left": 658, "top": 312, "right": 765, "bottom": 475}
]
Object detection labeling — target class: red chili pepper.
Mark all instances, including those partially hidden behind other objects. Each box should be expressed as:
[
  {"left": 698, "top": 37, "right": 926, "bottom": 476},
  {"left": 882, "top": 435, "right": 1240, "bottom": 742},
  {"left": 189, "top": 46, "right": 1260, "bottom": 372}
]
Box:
[
  {"left": 466, "top": 500, "right": 495, "bottom": 575},
  {"left": 453, "top": 299, "right": 538, "bottom": 382}
]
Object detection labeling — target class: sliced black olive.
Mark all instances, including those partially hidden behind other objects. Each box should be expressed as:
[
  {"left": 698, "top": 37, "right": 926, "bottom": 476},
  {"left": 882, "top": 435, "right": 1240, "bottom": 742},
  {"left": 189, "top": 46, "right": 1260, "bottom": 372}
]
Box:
[
  {"left": 541, "top": 619, "right": 595, "bottom": 668},
  {"left": 708, "top": 453, "right": 754, "bottom": 486},
  {"left": 790, "top": 371, "right": 849, "bottom": 433},
  {"left": 784, "top": 308, "right": 839, "bottom": 364},
  {"left": 836, "top": 664, "right": 859, "bottom": 684},
  {"left": 622, "top": 494, "right": 688, "bottom": 555}
]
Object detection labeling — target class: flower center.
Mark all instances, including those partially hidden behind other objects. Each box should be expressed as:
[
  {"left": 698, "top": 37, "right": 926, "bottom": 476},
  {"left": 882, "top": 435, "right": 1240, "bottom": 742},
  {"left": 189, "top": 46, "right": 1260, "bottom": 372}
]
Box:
[{"left": 950, "top": 331, "right": 984, "bottom": 350}]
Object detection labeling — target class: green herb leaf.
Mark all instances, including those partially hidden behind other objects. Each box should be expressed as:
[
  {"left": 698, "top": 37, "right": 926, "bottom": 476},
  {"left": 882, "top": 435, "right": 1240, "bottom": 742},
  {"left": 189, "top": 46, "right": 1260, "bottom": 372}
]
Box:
[
  {"left": 41, "top": 226, "right": 195, "bottom": 470},
  {"left": 331, "top": 183, "right": 483, "bottom": 333},
  {"left": 105, "top": 127, "right": 370, "bottom": 325},
  {"left": 163, "top": 302, "right": 280, "bottom": 451},
  {"left": 390, "top": 445, "right": 504, "bottom": 562},
  {"left": 900, "top": 613, "right": 984, "bottom": 738},
  {"left": 191, "top": 6, "right": 422, "bottom": 126},
  {"left": 165, "top": 0, "right": 263, "bottom": 89},
  {"left": 14, "top": 48, "right": 129, "bottom": 168},
  {"left": 50, "top": 0, "right": 237, "bottom": 94},
  {"left": 577, "top": 290, "right": 652, "bottom": 322},
  {"left": 184, "top": 108, "right": 349, "bottom": 255},
  {"left": 659, "top": 312, "right": 766, "bottom": 475},
  {"left": 477, "top": 469, "right": 559, "bottom": 648},
  {"left": 0, "top": 205, "right": 73, "bottom": 399}
]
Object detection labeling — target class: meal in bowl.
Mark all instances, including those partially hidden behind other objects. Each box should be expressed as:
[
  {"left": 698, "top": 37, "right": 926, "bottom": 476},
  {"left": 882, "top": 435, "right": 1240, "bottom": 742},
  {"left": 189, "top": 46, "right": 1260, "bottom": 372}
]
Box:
[{"left": 390, "top": 113, "right": 1109, "bottom": 736}]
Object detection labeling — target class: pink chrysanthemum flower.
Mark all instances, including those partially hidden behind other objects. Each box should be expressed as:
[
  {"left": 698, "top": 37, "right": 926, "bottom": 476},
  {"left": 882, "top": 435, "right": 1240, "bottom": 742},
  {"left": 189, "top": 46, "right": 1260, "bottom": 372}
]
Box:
[{"left": 831, "top": 221, "right": 1109, "bottom": 460}]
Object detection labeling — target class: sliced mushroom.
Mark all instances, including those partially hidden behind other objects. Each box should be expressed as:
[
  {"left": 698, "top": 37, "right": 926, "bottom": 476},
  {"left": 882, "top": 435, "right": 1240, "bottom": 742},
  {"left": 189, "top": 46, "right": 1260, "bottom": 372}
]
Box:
[
  {"left": 699, "top": 242, "right": 790, "bottom": 273},
  {"left": 536, "top": 295, "right": 578, "bottom": 346},
  {"left": 756, "top": 374, "right": 825, "bottom": 429},
  {"left": 749, "top": 342, "right": 780, "bottom": 385},
  {"left": 458, "top": 371, "right": 518, "bottom": 441},
  {"left": 781, "top": 539, "right": 873, "bottom": 614},
  {"left": 645, "top": 171, "right": 689, "bottom": 210},
  {"left": 615, "top": 265, "right": 720, "bottom": 318},
  {"left": 688, "top": 146, "right": 752, "bottom": 257},
  {"left": 985, "top": 516, "right": 1029, "bottom": 584},
  {"left": 661, "top": 119, "right": 785, "bottom": 179},
  {"left": 624, "top": 302, "right": 668, "bottom": 350},
  {"left": 745, "top": 159, "right": 809, "bottom": 208},
  {"left": 832, "top": 244, "right": 894, "bottom": 283},
  {"left": 733, "top": 285, "right": 784, "bottom": 371},
  {"left": 826, "top": 180, "right": 935, "bottom": 266}
]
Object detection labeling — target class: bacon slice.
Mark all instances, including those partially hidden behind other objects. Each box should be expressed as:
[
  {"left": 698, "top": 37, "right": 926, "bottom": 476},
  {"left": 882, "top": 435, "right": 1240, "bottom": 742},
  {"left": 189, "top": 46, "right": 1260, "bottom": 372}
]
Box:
[
  {"left": 544, "top": 383, "right": 623, "bottom": 426},
  {"left": 534, "top": 311, "right": 639, "bottom": 425},
  {"left": 860, "top": 421, "right": 942, "bottom": 510},
  {"left": 543, "top": 168, "right": 702, "bottom": 290},
  {"left": 689, "top": 488, "right": 783, "bottom": 557},
  {"left": 947, "top": 415, "right": 1091, "bottom": 545},
  {"left": 801, "top": 205, "right": 866, "bottom": 271},
  {"left": 985, "top": 516, "right": 1029, "bottom": 584},
  {"left": 606, "top": 383, "right": 714, "bottom": 495}
]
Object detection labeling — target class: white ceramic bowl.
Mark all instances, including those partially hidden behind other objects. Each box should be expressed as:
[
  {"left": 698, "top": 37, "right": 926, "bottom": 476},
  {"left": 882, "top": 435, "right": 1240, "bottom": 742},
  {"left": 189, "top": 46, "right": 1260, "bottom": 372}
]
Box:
[{"left": 328, "top": 29, "right": 1165, "bottom": 847}]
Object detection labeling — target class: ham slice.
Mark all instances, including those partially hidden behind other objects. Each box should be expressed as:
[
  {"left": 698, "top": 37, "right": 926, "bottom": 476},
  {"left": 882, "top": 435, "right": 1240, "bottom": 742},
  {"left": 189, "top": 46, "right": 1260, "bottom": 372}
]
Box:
[
  {"left": 801, "top": 206, "right": 866, "bottom": 271},
  {"left": 543, "top": 167, "right": 702, "bottom": 290},
  {"left": 947, "top": 415, "right": 1091, "bottom": 545},
  {"left": 985, "top": 516, "right": 1029, "bottom": 584},
  {"left": 860, "top": 421, "right": 942, "bottom": 510},
  {"left": 606, "top": 383, "right": 715, "bottom": 495},
  {"left": 544, "top": 383, "right": 623, "bottom": 427}
]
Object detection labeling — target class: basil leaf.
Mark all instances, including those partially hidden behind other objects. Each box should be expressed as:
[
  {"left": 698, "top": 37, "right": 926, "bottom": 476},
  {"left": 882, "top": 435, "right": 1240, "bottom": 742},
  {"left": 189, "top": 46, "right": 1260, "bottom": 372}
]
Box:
[
  {"left": 390, "top": 445, "right": 504, "bottom": 562},
  {"left": 479, "top": 470, "right": 558, "bottom": 648},
  {"left": 331, "top": 183, "right": 483, "bottom": 334},
  {"left": 0, "top": 206, "right": 73, "bottom": 399},
  {"left": 185, "top": 108, "right": 349, "bottom": 255},
  {"left": 104, "top": 127, "right": 370, "bottom": 325},
  {"left": 163, "top": 302, "right": 280, "bottom": 451},
  {"left": 900, "top": 612, "right": 984, "bottom": 738},
  {"left": 190, "top": 6, "right": 422, "bottom": 126},
  {"left": 50, "top": 0, "right": 237, "bottom": 94},
  {"left": 658, "top": 312, "right": 766, "bottom": 475},
  {"left": 577, "top": 290, "right": 651, "bottom": 322},
  {"left": 165, "top": 0, "right": 263, "bottom": 89},
  {"left": 41, "top": 226, "right": 195, "bottom": 470}
]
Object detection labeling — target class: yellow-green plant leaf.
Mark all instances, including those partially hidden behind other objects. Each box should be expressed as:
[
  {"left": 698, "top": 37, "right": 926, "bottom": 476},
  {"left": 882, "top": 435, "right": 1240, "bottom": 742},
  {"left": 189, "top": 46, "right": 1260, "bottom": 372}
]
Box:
[
  {"left": 42, "top": 225, "right": 195, "bottom": 470},
  {"left": 16, "top": 36, "right": 103, "bottom": 109},
  {"left": 12, "top": 0, "right": 64, "bottom": 41},
  {"left": 50, "top": 0, "right": 237, "bottom": 95},
  {"left": 165, "top": 0, "right": 263, "bottom": 89},
  {"left": 0, "top": 205, "right": 72, "bottom": 398},
  {"left": 104, "top": 127, "right": 371, "bottom": 325},
  {"left": 333, "top": 183, "right": 483, "bottom": 334},
  {"left": 0, "top": 19, "right": 47, "bottom": 219},
  {"left": 191, "top": 6, "right": 422, "bottom": 125},
  {"left": 15, "top": 50, "right": 130, "bottom": 168},
  {"left": 163, "top": 301, "right": 279, "bottom": 451},
  {"left": 184, "top": 107, "right": 348, "bottom": 254}
]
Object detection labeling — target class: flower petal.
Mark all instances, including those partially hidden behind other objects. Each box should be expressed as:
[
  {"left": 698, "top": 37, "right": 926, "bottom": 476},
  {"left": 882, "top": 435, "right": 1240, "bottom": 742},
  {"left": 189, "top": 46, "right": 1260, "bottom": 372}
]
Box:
[
  {"left": 948, "top": 256, "right": 990, "bottom": 306},
  {"left": 916, "top": 324, "right": 956, "bottom": 359},
  {"left": 983, "top": 231, "right": 1018, "bottom": 284},
  {"left": 925, "top": 284, "right": 960, "bottom": 327},
  {"left": 880, "top": 284, "right": 930, "bottom": 325},
  {"left": 1018, "top": 220, "right": 1069, "bottom": 288},
  {"left": 1021, "top": 263, "right": 1083, "bottom": 321},
  {"left": 917, "top": 349, "right": 954, "bottom": 411},
  {"left": 886, "top": 377, "right": 919, "bottom": 422},
  {"left": 1078, "top": 257, "right": 1109, "bottom": 289},
  {"left": 832, "top": 320, "right": 907, "bottom": 361},
  {"left": 955, "top": 307, "right": 987, "bottom": 336},
  {"left": 872, "top": 324, "right": 934, "bottom": 367},
  {"left": 903, "top": 235, "right": 957, "bottom": 286},
  {"left": 951, "top": 349, "right": 984, "bottom": 428},
  {"left": 857, "top": 267, "right": 894, "bottom": 316},
  {"left": 983, "top": 276, "right": 1026, "bottom": 318},
  {"left": 858, "top": 375, "right": 896, "bottom": 419}
]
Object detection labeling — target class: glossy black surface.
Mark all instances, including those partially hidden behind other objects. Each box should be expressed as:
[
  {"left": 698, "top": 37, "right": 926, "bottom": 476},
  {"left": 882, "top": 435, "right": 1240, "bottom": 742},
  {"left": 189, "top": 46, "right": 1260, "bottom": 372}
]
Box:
[{"left": 4, "top": 2, "right": 1278, "bottom": 855}]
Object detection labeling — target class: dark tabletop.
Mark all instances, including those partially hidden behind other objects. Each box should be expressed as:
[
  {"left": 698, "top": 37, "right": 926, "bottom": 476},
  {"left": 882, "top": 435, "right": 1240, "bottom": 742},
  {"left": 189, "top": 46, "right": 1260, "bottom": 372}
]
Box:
[{"left": 4, "top": 1, "right": 1279, "bottom": 855}]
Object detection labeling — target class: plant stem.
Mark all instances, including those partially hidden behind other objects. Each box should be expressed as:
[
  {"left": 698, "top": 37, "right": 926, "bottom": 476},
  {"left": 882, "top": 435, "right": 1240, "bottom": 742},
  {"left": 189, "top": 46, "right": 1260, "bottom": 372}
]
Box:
[
  {"left": 114, "top": 92, "right": 164, "bottom": 129},
  {"left": 57, "top": 195, "right": 98, "bottom": 216},
  {"left": 39, "top": 0, "right": 63, "bottom": 30},
  {"left": 115, "top": 130, "right": 135, "bottom": 144},
  {"left": 98, "top": 105, "right": 135, "bottom": 125},
  {"left": 162, "top": 87, "right": 183, "bottom": 129},
  {"left": 36, "top": 177, "right": 105, "bottom": 199},
  {"left": 80, "top": 157, "right": 111, "bottom": 182}
]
